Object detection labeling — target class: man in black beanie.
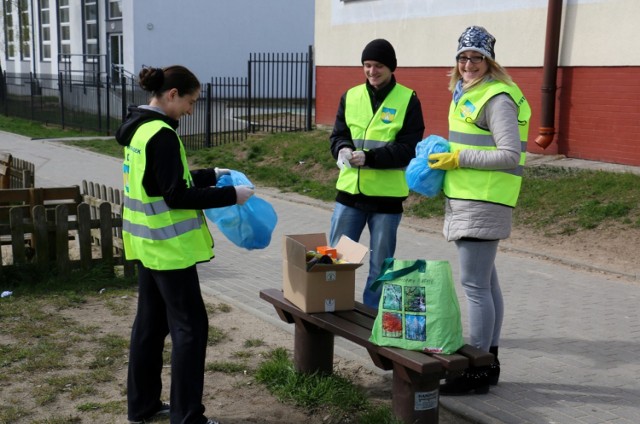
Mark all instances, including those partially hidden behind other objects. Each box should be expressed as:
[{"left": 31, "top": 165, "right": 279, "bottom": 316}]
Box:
[{"left": 329, "top": 38, "right": 425, "bottom": 308}]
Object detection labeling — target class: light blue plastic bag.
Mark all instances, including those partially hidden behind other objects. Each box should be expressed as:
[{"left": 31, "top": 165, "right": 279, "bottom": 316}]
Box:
[
  {"left": 405, "top": 135, "right": 450, "bottom": 197},
  {"left": 204, "top": 170, "right": 278, "bottom": 250}
]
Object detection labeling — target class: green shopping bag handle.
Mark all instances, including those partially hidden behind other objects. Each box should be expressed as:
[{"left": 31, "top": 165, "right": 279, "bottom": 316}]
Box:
[{"left": 369, "top": 259, "right": 426, "bottom": 292}]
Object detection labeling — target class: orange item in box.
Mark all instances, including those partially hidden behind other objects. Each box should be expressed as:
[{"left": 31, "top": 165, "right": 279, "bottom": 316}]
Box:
[{"left": 316, "top": 245, "right": 337, "bottom": 259}]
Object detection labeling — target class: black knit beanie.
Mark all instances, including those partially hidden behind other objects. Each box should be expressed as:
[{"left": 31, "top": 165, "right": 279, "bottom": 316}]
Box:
[{"left": 361, "top": 39, "right": 397, "bottom": 72}]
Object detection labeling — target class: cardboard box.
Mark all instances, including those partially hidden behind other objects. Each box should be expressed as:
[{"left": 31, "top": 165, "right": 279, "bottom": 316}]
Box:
[{"left": 283, "top": 233, "right": 368, "bottom": 313}]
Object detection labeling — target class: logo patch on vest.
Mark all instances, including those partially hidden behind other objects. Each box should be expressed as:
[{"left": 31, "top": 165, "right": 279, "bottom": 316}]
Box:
[
  {"left": 460, "top": 100, "right": 476, "bottom": 118},
  {"left": 380, "top": 107, "right": 397, "bottom": 124}
]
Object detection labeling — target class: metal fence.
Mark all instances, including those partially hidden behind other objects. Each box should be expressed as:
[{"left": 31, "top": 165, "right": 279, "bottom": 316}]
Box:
[{"left": 0, "top": 46, "right": 314, "bottom": 150}]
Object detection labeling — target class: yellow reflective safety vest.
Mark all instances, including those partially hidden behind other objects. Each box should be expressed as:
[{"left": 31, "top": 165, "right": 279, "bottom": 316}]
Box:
[
  {"left": 445, "top": 80, "right": 531, "bottom": 207},
  {"left": 337, "top": 83, "right": 414, "bottom": 198},
  {"left": 122, "top": 120, "right": 214, "bottom": 270}
]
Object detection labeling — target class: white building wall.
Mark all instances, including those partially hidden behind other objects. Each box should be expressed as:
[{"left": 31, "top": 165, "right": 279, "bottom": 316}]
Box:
[
  {"left": 1, "top": 0, "right": 314, "bottom": 81},
  {"left": 315, "top": 0, "right": 638, "bottom": 68},
  {"left": 125, "top": 0, "right": 315, "bottom": 81}
]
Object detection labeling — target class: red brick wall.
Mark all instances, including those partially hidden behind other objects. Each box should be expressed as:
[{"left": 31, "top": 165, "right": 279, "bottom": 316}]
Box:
[{"left": 316, "top": 66, "right": 640, "bottom": 166}]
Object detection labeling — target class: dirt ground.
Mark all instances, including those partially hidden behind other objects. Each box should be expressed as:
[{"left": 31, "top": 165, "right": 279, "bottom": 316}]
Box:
[
  {"left": 4, "top": 215, "right": 638, "bottom": 424},
  {"left": 403, "top": 215, "right": 640, "bottom": 280}
]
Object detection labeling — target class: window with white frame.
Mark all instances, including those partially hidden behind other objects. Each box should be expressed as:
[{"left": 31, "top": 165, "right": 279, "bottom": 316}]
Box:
[
  {"left": 59, "top": 0, "right": 71, "bottom": 59},
  {"left": 3, "top": 0, "right": 15, "bottom": 59},
  {"left": 39, "top": 0, "right": 51, "bottom": 60},
  {"left": 19, "top": 0, "right": 31, "bottom": 59},
  {"left": 83, "top": 0, "right": 98, "bottom": 59},
  {"left": 108, "top": 0, "right": 121, "bottom": 19}
]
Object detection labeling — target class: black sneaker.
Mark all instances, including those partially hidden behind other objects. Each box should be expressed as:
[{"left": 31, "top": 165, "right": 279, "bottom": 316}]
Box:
[{"left": 129, "top": 402, "right": 170, "bottom": 423}]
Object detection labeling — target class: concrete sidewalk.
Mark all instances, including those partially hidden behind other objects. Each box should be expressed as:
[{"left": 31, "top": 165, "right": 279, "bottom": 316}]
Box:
[{"left": 2, "top": 131, "right": 639, "bottom": 424}]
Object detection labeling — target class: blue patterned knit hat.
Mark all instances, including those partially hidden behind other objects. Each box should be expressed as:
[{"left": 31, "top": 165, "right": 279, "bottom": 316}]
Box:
[{"left": 456, "top": 26, "right": 496, "bottom": 60}]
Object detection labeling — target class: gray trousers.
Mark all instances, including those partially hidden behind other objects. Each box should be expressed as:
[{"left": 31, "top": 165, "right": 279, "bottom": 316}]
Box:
[{"left": 454, "top": 239, "right": 503, "bottom": 352}]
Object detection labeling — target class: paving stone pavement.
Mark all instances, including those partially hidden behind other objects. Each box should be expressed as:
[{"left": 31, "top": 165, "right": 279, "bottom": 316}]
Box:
[{"left": 2, "top": 131, "right": 639, "bottom": 424}]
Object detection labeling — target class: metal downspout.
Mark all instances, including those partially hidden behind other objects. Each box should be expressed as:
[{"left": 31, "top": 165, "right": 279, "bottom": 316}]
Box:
[{"left": 534, "top": 0, "right": 563, "bottom": 149}]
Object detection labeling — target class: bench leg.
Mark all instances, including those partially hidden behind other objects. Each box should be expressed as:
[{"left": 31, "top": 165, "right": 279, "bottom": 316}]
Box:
[
  {"left": 293, "top": 318, "right": 335, "bottom": 375},
  {"left": 392, "top": 365, "right": 441, "bottom": 424}
]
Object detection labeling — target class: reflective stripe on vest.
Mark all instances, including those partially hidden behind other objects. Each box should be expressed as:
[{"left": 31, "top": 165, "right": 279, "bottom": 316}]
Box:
[
  {"left": 337, "top": 83, "right": 414, "bottom": 197},
  {"left": 445, "top": 80, "right": 531, "bottom": 207},
  {"left": 122, "top": 120, "right": 214, "bottom": 270}
]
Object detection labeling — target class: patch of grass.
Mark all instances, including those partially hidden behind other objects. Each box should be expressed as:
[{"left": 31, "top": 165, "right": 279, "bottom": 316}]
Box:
[
  {"left": 0, "top": 404, "right": 30, "bottom": 423},
  {"left": 88, "top": 333, "right": 129, "bottom": 370},
  {"left": 216, "top": 303, "right": 232, "bottom": 313},
  {"left": 63, "top": 137, "right": 124, "bottom": 158},
  {"left": 0, "top": 265, "right": 138, "bottom": 422},
  {"left": 516, "top": 167, "right": 640, "bottom": 233},
  {"left": 33, "top": 124, "right": 639, "bottom": 238},
  {"left": 206, "top": 361, "right": 247, "bottom": 373},
  {"left": 208, "top": 325, "right": 227, "bottom": 345},
  {"left": 231, "top": 350, "right": 253, "bottom": 359},
  {"left": 244, "top": 338, "right": 265, "bottom": 348},
  {"left": 0, "top": 115, "right": 100, "bottom": 139},
  {"left": 255, "top": 348, "right": 402, "bottom": 424},
  {"left": 193, "top": 130, "right": 338, "bottom": 202},
  {"left": 32, "top": 415, "right": 83, "bottom": 424},
  {"left": 76, "top": 400, "right": 125, "bottom": 414}
]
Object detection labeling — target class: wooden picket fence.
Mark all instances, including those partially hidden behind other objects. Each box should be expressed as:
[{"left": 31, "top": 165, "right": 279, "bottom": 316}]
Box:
[
  {"left": 0, "top": 153, "right": 35, "bottom": 189},
  {"left": 0, "top": 180, "right": 134, "bottom": 277}
]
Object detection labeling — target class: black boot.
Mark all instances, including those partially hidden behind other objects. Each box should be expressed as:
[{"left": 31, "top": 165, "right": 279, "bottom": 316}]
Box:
[
  {"left": 439, "top": 366, "right": 490, "bottom": 396},
  {"left": 488, "top": 346, "right": 500, "bottom": 386}
]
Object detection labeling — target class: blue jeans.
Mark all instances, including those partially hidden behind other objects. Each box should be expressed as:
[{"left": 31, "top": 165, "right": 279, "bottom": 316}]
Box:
[
  {"left": 329, "top": 202, "right": 402, "bottom": 308},
  {"left": 454, "top": 239, "right": 503, "bottom": 352}
]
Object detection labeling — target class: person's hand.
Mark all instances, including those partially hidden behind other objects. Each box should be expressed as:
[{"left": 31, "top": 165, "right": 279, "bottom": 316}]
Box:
[
  {"left": 349, "top": 150, "right": 366, "bottom": 167},
  {"left": 337, "top": 148, "right": 353, "bottom": 170},
  {"left": 215, "top": 167, "right": 231, "bottom": 179},
  {"left": 234, "top": 185, "right": 254, "bottom": 205},
  {"left": 428, "top": 151, "right": 460, "bottom": 170}
]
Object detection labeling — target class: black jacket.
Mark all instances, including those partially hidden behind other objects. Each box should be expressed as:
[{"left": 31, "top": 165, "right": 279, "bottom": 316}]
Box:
[
  {"left": 115, "top": 105, "right": 237, "bottom": 210},
  {"left": 329, "top": 76, "right": 425, "bottom": 213}
]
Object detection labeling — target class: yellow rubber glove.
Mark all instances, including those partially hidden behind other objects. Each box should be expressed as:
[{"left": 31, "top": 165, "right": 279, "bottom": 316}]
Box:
[{"left": 428, "top": 150, "right": 460, "bottom": 170}]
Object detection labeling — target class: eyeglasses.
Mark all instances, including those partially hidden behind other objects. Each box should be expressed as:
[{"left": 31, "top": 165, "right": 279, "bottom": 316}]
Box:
[{"left": 456, "top": 55, "right": 485, "bottom": 64}]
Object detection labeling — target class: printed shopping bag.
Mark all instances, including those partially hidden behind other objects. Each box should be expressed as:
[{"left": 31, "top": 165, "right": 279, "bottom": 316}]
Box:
[{"left": 369, "top": 259, "right": 464, "bottom": 354}]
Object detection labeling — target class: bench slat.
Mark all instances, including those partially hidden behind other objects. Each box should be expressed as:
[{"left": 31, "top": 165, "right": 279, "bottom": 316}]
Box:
[
  {"left": 260, "top": 288, "right": 446, "bottom": 375},
  {"left": 260, "top": 289, "right": 493, "bottom": 371},
  {"left": 333, "top": 297, "right": 471, "bottom": 372},
  {"left": 314, "top": 312, "right": 443, "bottom": 375}
]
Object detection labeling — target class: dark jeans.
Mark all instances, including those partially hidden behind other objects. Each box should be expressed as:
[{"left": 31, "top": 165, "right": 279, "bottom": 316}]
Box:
[{"left": 127, "top": 264, "right": 209, "bottom": 424}]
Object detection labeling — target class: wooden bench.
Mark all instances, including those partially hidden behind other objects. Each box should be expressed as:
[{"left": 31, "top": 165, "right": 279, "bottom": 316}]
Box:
[{"left": 259, "top": 288, "right": 493, "bottom": 424}]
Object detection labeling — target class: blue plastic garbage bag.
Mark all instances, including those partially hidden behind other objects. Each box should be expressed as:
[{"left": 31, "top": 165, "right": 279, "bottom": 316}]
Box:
[
  {"left": 204, "top": 170, "right": 278, "bottom": 250},
  {"left": 405, "top": 135, "right": 450, "bottom": 197}
]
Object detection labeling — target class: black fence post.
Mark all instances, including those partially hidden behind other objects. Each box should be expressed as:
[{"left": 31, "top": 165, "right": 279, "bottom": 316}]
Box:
[
  {"left": 205, "top": 82, "right": 212, "bottom": 148},
  {"left": 106, "top": 74, "right": 111, "bottom": 135},
  {"left": 29, "top": 72, "right": 34, "bottom": 122},
  {"left": 58, "top": 72, "right": 65, "bottom": 130},
  {"left": 1, "top": 47, "right": 314, "bottom": 139},
  {"left": 306, "top": 45, "right": 314, "bottom": 131},
  {"left": 247, "top": 57, "right": 253, "bottom": 133},
  {"left": 121, "top": 77, "right": 127, "bottom": 120},
  {"left": 0, "top": 70, "right": 6, "bottom": 116},
  {"left": 96, "top": 72, "right": 102, "bottom": 133}
]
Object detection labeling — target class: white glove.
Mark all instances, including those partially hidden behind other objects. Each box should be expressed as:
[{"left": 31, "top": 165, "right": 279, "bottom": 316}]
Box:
[
  {"left": 215, "top": 167, "right": 231, "bottom": 179},
  {"left": 337, "top": 148, "right": 353, "bottom": 170},
  {"left": 234, "top": 185, "right": 254, "bottom": 205}
]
